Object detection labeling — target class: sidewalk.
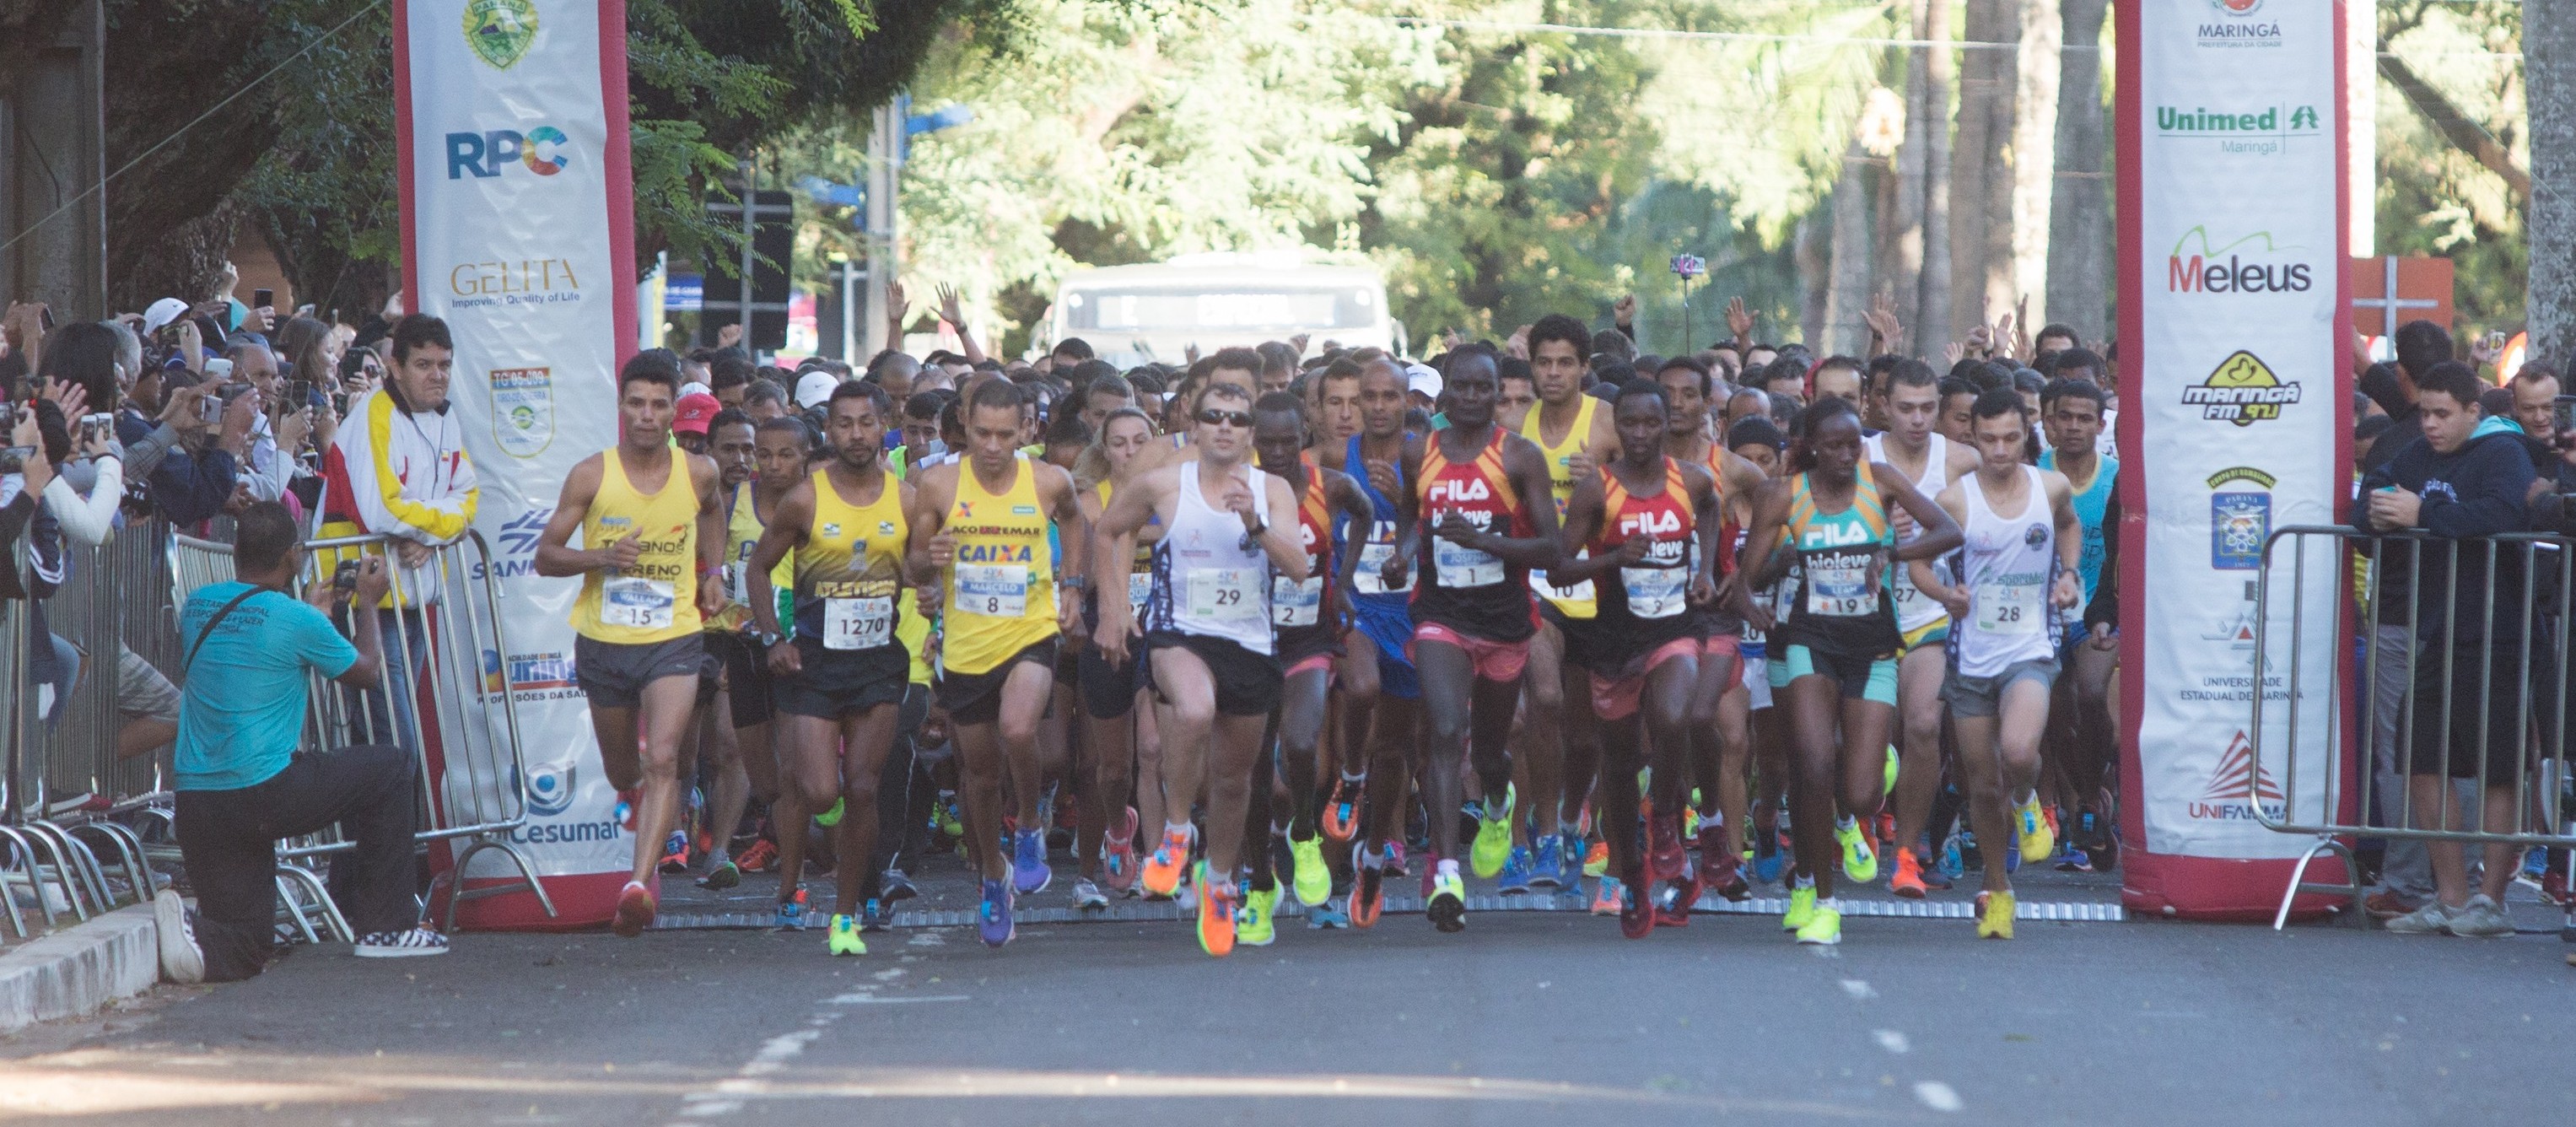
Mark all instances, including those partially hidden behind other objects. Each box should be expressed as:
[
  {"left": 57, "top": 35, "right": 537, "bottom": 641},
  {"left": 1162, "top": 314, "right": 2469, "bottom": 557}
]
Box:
[{"left": 0, "top": 902, "right": 159, "bottom": 1035}]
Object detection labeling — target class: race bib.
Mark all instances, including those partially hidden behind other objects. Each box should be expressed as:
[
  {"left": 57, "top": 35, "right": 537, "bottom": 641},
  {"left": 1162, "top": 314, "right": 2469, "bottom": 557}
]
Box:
[
  {"left": 1805, "top": 560, "right": 1875, "bottom": 617},
  {"left": 1355, "top": 540, "right": 1412, "bottom": 595},
  {"left": 1621, "top": 565, "right": 1686, "bottom": 619},
  {"left": 1127, "top": 570, "right": 1153, "bottom": 612},
  {"left": 1973, "top": 579, "right": 2045, "bottom": 635},
  {"left": 1434, "top": 539, "right": 1502, "bottom": 588},
  {"left": 1541, "top": 548, "right": 1597, "bottom": 605},
  {"left": 1187, "top": 568, "right": 1261, "bottom": 619},
  {"left": 1273, "top": 574, "right": 1323, "bottom": 627},
  {"left": 823, "top": 596, "right": 894, "bottom": 650},
  {"left": 956, "top": 564, "right": 1029, "bottom": 618},
  {"left": 601, "top": 576, "right": 676, "bottom": 630}
]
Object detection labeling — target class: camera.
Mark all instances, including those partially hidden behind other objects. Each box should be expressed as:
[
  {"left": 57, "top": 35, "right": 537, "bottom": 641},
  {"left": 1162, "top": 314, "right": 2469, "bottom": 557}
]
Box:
[{"left": 332, "top": 558, "right": 362, "bottom": 597}]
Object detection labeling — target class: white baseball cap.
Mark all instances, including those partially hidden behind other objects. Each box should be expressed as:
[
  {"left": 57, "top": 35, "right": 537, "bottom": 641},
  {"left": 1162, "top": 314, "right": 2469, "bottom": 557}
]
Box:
[
  {"left": 795, "top": 369, "right": 839, "bottom": 409},
  {"left": 679, "top": 380, "right": 712, "bottom": 400},
  {"left": 1404, "top": 362, "right": 1442, "bottom": 399},
  {"left": 142, "top": 297, "right": 191, "bottom": 336}
]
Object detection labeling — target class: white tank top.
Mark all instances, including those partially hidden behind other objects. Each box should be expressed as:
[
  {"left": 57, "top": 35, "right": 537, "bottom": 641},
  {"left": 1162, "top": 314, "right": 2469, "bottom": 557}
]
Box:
[
  {"left": 1146, "top": 458, "right": 1278, "bottom": 655},
  {"left": 1952, "top": 464, "right": 2059, "bottom": 677},
  {"left": 1864, "top": 431, "right": 1955, "bottom": 634}
]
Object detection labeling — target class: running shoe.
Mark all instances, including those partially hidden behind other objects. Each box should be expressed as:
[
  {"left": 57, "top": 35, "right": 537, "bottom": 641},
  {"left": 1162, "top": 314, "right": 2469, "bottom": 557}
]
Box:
[
  {"left": 2448, "top": 894, "right": 2514, "bottom": 937},
  {"left": 1795, "top": 901, "right": 1843, "bottom": 946},
  {"left": 1976, "top": 889, "right": 2015, "bottom": 940},
  {"left": 613, "top": 879, "right": 657, "bottom": 938},
  {"left": 978, "top": 878, "right": 1016, "bottom": 947},
  {"left": 1751, "top": 825, "right": 1785, "bottom": 884},
  {"left": 1321, "top": 774, "right": 1364, "bottom": 844},
  {"left": 1835, "top": 818, "right": 1878, "bottom": 883},
  {"left": 860, "top": 898, "right": 892, "bottom": 932},
  {"left": 1889, "top": 847, "right": 1930, "bottom": 899},
  {"left": 934, "top": 793, "right": 964, "bottom": 839},
  {"left": 1072, "top": 876, "right": 1109, "bottom": 910},
  {"left": 1427, "top": 865, "right": 1468, "bottom": 933},
  {"left": 2016, "top": 795, "right": 2055, "bottom": 865},
  {"left": 1583, "top": 837, "right": 1610, "bottom": 877},
  {"left": 2053, "top": 839, "right": 2094, "bottom": 872},
  {"left": 1237, "top": 882, "right": 1281, "bottom": 947},
  {"left": 827, "top": 913, "right": 866, "bottom": 956},
  {"left": 1781, "top": 883, "right": 1817, "bottom": 931},
  {"left": 1592, "top": 874, "right": 1625, "bottom": 915},
  {"left": 1012, "top": 828, "right": 1052, "bottom": 894},
  {"left": 1308, "top": 898, "right": 1350, "bottom": 929},
  {"left": 353, "top": 927, "right": 450, "bottom": 958},
  {"left": 1875, "top": 811, "right": 1897, "bottom": 855},
  {"left": 1287, "top": 833, "right": 1331, "bottom": 907},
  {"left": 1531, "top": 833, "right": 1566, "bottom": 888},
  {"left": 659, "top": 829, "right": 692, "bottom": 874},
  {"left": 1141, "top": 825, "right": 1194, "bottom": 898},
  {"left": 1348, "top": 844, "right": 1386, "bottom": 929},
  {"left": 1619, "top": 876, "right": 1656, "bottom": 940},
  {"left": 816, "top": 797, "right": 844, "bottom": 827},
  {"left": 1194, "top": 861, "right": 1237, "bottom": 957},
  {"left": 1102, "top": 807, "right": 1140, "bottom": 892},
  {"left": 1498, "top": 844, "right": 1534, "bottom": 895},
  {"left": 616, "top": 787, "right": 640, "bottom": 832},
  {"left": 773, "top": 887, "right": 807, "bottom": 931},
  {"left": 153, "top": 890, "right": 205, "bottom": 984},
  {"left": 737, "top": 838, "right": 779, "bottom": 873},
  {"left": 1470, "top": 789, "right": 1516, "bottom": 879},
  {"left": 880, "top": 869, "right": 919, "bottom": 902},
  {"left": 1682, "top": 806, "right": 1700, "bottom": 841},
  {"left": 1647, "top": 817, "right": 1686, "bottom": 883},
  {"left": 1695, "top": 825, "right": 1749, "bottom": 901},
  {"left": 697, "top": 860, "right": 741, "bottom": 891},
  {"left": 1654, "top": 876, "right": 1696, "bottom": 928}
]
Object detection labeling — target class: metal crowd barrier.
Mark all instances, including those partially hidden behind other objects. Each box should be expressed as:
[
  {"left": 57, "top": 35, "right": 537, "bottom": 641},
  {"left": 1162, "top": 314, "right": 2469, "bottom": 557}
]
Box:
[
  {"left": 170, "top": 531, "right": 554, "bottom": 935},
  {"left": 2251, "top": 526, "right": 2576, "bottom": 930}
]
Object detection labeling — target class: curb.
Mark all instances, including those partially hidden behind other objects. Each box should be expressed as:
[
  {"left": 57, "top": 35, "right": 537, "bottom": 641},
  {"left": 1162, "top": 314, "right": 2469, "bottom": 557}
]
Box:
[{"left": 0, "top": 903, "right": 161, "bottom": 1035}]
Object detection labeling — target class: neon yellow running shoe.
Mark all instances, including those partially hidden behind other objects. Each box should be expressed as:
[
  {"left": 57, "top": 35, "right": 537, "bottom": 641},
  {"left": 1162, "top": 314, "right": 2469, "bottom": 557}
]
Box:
[
  {"left": 1428, "top": 867, "right": 1468, "bottom": 933},
  {"left": 2016, "top": 795, "right": 2055, "bottom": 865},
  {"left": 1237, "top": 883, "right": 1280, "bottom": 947},
  {"left": 827, "top": 913, "right": 865, "bottom": 956},
  {"left": 1883, "top": 745, "right": 1899, "bottom": 794},
  {"left": 1836, "top": 818, "right": 1878, "bottom": 883},
  {"left": 1977, "top": 889, "right": 2017, "bottom": 940},
  {"left": 1470, "top": 786, "right": 1515, "bottom": 879},
  {"left": 1782, "top": 883, "right": 1817, "bottom": 931},
  {"left": 1288, "top": 833, "right": 1330, "bottom": 907},
  {"left": 816, "top": 798, "right": 845, "bottom": 828},
  {"left": 1796, "top": 902, "right": 1843, "bottom": 946}
]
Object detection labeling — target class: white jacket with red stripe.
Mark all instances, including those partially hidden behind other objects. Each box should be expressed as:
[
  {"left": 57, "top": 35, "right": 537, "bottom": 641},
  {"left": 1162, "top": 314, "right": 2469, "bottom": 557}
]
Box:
[{"left": 320, "top": 386, "right": 479, "bottom": 604}]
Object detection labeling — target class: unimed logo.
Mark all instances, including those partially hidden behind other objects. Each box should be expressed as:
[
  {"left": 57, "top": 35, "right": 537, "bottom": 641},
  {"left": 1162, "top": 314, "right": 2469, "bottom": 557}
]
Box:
[{"left": 2167, "top": 226, "right": 2312, "bottom": 294}]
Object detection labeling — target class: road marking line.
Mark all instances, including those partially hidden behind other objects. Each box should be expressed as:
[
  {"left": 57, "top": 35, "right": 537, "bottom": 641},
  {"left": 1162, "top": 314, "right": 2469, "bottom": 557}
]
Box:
[
  {"left": 1873, "top": 1030, "right": 1910, "bottom": 1054},
  {"left": 1840, "top": 979, "right": 1876, "bottom": 1000},
  {"left": 1913, "top": 1081, "right": 1963, "bottom": 1112}
]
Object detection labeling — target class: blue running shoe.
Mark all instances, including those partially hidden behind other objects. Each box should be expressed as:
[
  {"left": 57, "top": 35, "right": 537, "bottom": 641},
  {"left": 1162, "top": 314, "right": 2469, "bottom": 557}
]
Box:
[
  {"left": 1531, "top": 833, "right": 1565, "bottom": 888},
  {"left": 773, "top": 887, "right": 807, "bottom": 931},
  {"left": 1012, "top": 828, "right": 1052, "bottom": 895},
  {"left": 1308, "top": 897, "right": 1350, "bottom": 929},
  {"left": 860, "top": 897, "right": 892, "bottom": 932},
  {"left": 1751, "top": 828, "right": 1786, "bottom": 884},
  {"left": 1498, "top": 844, "right": 1534, "bottom": 895},
  {"left": 978, "top": 878, "right": 1016, "bottom": 947}
]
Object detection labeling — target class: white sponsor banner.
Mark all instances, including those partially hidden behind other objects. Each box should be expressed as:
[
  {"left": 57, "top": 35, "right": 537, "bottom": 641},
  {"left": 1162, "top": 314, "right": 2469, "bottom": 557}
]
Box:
[
  {"left": 2131, "top": 0, "right": 2343, "bottom": 861},
  {"left": 399, "top": 0, "right": 638, "bottom": 923}
]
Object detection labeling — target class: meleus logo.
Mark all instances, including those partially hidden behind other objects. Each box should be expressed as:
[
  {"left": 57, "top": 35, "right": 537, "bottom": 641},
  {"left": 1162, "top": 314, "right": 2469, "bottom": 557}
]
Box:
[
  {"left": 445, "top": 126, "right": 570, "bottom": 179},
  {"left": 2167, "top": 226, "right": 2312, "bottom": 294},
  {"left": 2182, "top": 351, "right": 2300, "bottom": 426}
]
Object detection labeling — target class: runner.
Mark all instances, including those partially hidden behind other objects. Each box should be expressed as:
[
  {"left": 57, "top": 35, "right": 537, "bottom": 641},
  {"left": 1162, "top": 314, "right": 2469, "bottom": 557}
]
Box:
[
  {"left": 1554, "top": 381, "right": 1723, "bottom": 936},
  {"left": 1311, "top": 359, "right": 1423, "bottom": 927},
  {"left": 1724, "top": 416, "right": 1796, "bottom": 892},
  {"left": 1094, "top": 380, "right": 1310, "bottom": 957},
  {"left": 1251, "top": 391, "right": 1372, "bottom": 933},
  {"left": 1392, "top": 348, "right": 1562, "bottom": 933},
  {"left": 534, "top": 352, "right": 725, "bottom": 938},
  {"left": 694, "top": 411, "right": 797, "bottom": 895},
  {"left": 1653, "top": 356, "right": 1768, "bottom": 903},
  {"left": 906, "top": 377, "right": 1092, "bottom": 948},
  {"left": 1925, "top": 390, "right": 2083, "bottom": 937},
  {"left": 1862, "top": 359, "right": 1978, "bottom": 898},
  {"left": 1513, "top": 314, "right": 1617, "bottom": 892},
  {"left": 1733, "top": 396, "right": 1960, "bottom": 945},
  {"left": 745, "top": 382, "right": 915, "bottom": 956},
  {"left": 2037, "top": 379, "right": 2117, "bottom": 867},
  {"left": 1070, "top": 405, "right": 1163, "bottom": 907}
]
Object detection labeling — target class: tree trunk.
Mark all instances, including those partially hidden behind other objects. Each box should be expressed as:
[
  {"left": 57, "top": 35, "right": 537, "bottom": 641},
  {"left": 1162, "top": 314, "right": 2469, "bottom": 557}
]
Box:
[
  {"left": 1883, "top": 10, "right": 1931, "bottom": 356},
  {"left": 1919, "top": 0, "right": 1954, "bottom": 358},
  {"left": 2045, "top": 0, "right": 2109, "bottom": 347},
  {"left": 2531, "top": 0, "right": 2576, "bottom": 364},
  {"left": 1952, "top": 0, "right": 2016, "bottom": 344},
  {"left": 1828, "top": 137, "right": 1878, "bottom": 354},
  {"left": 2010, "top": 0, "right": 2061, "bottom": 332}
]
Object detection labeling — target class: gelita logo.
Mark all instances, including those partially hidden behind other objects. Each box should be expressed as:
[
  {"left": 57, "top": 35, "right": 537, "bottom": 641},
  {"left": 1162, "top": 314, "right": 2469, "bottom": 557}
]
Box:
[
  {"left": 1427, "top": 477, "right": 1492, "bottom": 504},
  {"left": 2167, "top": 227, "right": 2312, "bottom": 294}
]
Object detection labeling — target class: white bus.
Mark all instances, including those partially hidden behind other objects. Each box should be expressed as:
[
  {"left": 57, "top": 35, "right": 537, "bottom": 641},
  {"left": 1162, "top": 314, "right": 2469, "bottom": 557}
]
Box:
[{"left": 1041, "top": 253, "right": 1403, "bottom": 369}]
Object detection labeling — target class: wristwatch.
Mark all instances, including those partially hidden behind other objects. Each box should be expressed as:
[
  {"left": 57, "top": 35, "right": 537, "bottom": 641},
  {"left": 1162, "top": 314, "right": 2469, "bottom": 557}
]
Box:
[
  {"left": 1058, "top": 574, "right": 1092, "bottom": 594},
  {"left": 755, "top": 629, "right": 783, "bottom": 648}
]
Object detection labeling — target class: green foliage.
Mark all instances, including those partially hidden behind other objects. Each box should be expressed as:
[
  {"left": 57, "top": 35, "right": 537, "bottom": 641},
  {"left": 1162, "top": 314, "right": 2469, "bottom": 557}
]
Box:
[{"left": 2377, "top": 0, "right": 2526, "bottom": 334}]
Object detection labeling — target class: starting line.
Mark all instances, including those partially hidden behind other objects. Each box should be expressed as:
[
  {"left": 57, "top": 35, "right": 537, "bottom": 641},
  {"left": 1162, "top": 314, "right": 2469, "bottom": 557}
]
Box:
[{"left": 650, "top": 892, "right": 2127, "bottom": 930}]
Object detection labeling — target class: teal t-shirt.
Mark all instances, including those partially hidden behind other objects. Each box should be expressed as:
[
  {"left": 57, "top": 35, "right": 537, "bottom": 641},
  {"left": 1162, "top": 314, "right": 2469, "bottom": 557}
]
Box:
[
  {"left": 175, "top": 582, "right": 358, "bottom": 790},
  {"left": 2039, "top": 450, "right": 2119, "bottom": 607}
]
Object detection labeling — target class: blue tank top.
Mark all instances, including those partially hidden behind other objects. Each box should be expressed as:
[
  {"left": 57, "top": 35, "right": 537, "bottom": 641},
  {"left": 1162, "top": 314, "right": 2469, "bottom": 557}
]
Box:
[
  {"left": 2040, "top": 450, "right": 2117, "bottom": 607},
  {"left": 1345, "top": 434, "right": 1415, "bottom": 607}
]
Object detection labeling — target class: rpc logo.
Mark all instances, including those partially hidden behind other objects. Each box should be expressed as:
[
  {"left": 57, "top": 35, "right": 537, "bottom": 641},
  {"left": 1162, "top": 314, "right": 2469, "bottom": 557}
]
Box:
[{"left": 445, "top": 126, "right": 570, "bottom": 179}]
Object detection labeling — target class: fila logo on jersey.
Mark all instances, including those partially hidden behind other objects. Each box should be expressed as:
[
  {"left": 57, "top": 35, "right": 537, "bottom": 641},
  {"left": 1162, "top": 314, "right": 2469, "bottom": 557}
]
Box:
[
  {"left": 1801, "top": 522, "right": 1877, "bottom": 549},
  {"left": 1621, "top": 510, "right": 1683, "bottom": 537},
  {"left": 1428, "top": 478, "right": 1492, "bottom": 504}
]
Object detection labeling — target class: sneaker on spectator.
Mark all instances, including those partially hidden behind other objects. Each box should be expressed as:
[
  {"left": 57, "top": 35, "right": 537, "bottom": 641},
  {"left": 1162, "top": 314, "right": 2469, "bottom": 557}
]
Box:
[
  {"left": 2446, "top": 894, "right": 2514, "bottom": 937},
  {"left": 2363, "top": 889, "right": 2422, "bottom": 920},
  {"left": 2381, "top": 898, "right": 2456, "bottom": 935},
  {"left": 154, "top": 889, "right": 204, "bottom": 984},
  {"left": 354, "top": 927, "right": 451, "bottom": 957}
]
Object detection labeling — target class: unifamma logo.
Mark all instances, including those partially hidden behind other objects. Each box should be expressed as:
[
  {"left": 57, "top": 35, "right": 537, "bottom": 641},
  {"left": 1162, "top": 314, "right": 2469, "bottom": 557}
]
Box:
[{"left": 2189, "top": 731, "right": 2286, "bottom": 821}]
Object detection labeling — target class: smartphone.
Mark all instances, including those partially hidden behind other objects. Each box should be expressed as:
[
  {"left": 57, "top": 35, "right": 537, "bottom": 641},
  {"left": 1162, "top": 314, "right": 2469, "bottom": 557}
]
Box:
[
  {"left": 205, "top": 358, "right": 234, "bottom": 380},
  {"left": 253, "top": 288, "right": 273, "bottom": 310},
  {"left": 36, "top": 306, "right": 52, "bottom": 332},
  {"left": 2554, "top": 394, "right": 2576, "bottom": 437},
  {"left": 0, "top": 446, "right": 30, "bottom": 474},
  {"left": 80, "top": 413, "right": 111, "bottom": 445},
  {"left": 288, "top": 379, "right": 312, "bottom": 411},
  {"left": 332, "top": 558, "right": 361, "bottom": 596}
]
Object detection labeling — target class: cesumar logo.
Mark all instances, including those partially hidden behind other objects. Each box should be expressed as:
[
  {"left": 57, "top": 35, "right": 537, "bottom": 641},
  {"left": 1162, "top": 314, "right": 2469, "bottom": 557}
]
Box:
[
  {"left": 2167, "top": 226, "right": 2312, "bottom": 294},
  {"left": 2181, "top": 351, "right": 2300, "bottom": 427},
  {"left": 445, "top": 126, "right": 571, "bottom": 180},
  {"left": 520, "top": 760, "right": 577, "bottom": 817}
]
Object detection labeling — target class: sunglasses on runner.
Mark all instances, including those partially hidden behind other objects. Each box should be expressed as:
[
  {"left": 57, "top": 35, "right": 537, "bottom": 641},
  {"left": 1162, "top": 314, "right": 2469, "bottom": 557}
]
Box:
[{"left": 1196, "top": 407, "right": 1253, "bottom": 429}]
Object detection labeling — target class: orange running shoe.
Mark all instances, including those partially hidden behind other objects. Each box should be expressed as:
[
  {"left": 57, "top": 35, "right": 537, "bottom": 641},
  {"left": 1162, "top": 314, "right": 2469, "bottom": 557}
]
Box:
[
  {"left": 1320, "top": 774, "right": 1364, "bottom": 844},
  {"left": 736, "top": 838, "right": 779, "bottom": 873},
  {"left": 1194, "top": 861, "right": 1237, "bottom": 957},
  {"left": 1889, "top": 846, "right": 1930, "bottom": 899},
  {"left": 612, "top": 879, "right": 657, "bottom": 938},
  {"left": 1141, "top": 824, "right": 1194, "bottom": 898},
  {"left": 1583, "top": 839, "right": 1610, "bottom": 878}
]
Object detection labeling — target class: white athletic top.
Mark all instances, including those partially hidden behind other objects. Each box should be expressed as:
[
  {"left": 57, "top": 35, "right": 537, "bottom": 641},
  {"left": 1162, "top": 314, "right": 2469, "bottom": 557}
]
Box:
[
  {"left": 1145, "top": 459, "right": 1278, "bottom": 655},
  {"left": 1864, "top": 431, "right": 1954, "bottom": 635},
  {"left": 1952, "top": 465, "right": 2060, "bottom": 677}
]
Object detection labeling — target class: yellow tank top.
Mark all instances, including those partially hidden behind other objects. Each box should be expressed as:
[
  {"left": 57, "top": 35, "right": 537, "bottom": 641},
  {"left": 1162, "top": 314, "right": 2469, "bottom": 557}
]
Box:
[
  {"left": 795, "top": 468, "right": 908, "bottom": 652},
  {"left": 1520, "top": 395, "right": 1602, "bottom": 617},
  {"left": 940, "top": 454, "right": 1057, "bottom": 675},
  {"left": 710, "top": 481, "right": 794, "bottom": 634},
  {"left": 572, "top": 449, "right": 702, "bottom": 644}
]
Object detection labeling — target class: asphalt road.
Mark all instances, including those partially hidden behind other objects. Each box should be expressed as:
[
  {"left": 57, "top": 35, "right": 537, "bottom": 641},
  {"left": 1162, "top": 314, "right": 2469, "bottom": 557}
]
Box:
[{"left": 5, "top": 909, "right": 2571, "bottom": 1126}]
